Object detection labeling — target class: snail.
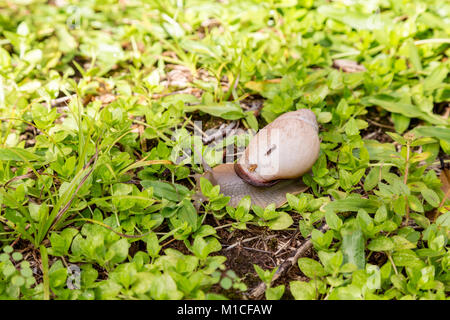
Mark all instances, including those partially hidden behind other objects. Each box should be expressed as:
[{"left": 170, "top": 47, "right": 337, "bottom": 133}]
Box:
[{"left": 195, "top": 109, "right": 320, "bottom": 208}]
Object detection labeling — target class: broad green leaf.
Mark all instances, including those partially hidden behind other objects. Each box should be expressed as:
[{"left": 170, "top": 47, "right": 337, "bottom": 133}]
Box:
[
  {"left": 185, "top": 102, "right": 245, "bottom": 120},
  {"left": 325, "top": 198, "right": 379, "bottom": 213},
  {"left": 0, "top": 147, "right": 43, "bottom": 162},
  {"left": 341, "top": 227, "right": 365, "bottom": 269},
  {"left": 266, "top": 285, "right": 285, "bottom": 300},
  {"left": 405, "top": 39, "right": 422, "bottom": 71},
  {"left": 423, "top": 64, "right": 448, "bottom": 92},
  {"left": 392, "top": 250, "right": 424, "bottom": 268},
  {"left": 290, "top": 281, "right": 316, "bottom": 300},
  {"left": 367, "top": 237, "right": 394, "bottom": 252},
  {"left": 413, "top": 126, "right": 450, "bottom": 143},
  {"left": 298, "top": 258, "right": 327, "bottom": 278},
  {"left": 363, "top": 94, "right": 447, "bottom": 125},
  {"left": 141, "top": 180, "right": 189, "bottom": 202},
  {"left": 420, "top": 188, "right": 440, "bottom": 207},
  {"left": 267, "top": 212, "right": 293, "bottom": 230},
  {"left": 325, "top": 211, "right": 342, "bottom": 230},
  {"left": 364, "top": 167, "right": 379, "bottom": 191}
]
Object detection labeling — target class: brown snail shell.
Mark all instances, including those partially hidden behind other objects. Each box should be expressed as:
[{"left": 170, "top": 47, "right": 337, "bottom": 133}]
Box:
[
  {"left": 196, "top": 109, "right": 320, "bottom": 208},
  {"left": 235, "top": 109, "right": 320, "bottom": 187}
]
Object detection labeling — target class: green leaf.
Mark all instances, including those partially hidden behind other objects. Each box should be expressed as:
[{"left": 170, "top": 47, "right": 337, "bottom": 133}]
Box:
[
  {"left": 311, "top": 229, "right": 333, "bottom": 250},
  {"left": 318, "top": 250, "right": 343, "bottom": 275},
  {"left": 190, "top": 236, "right": 221, "bottom": 260},
  {"left": 367, "top": 237, "right": 394, "bottom": 252},
  {"left": 267, "top": 212, "right": 293, "bottom": 230},
  {"left": 409, "top": 212, "right": 430, "bottom": 229},
  {"left": 364, "top": 167, "right": 379, "bottom": 191},
  {"left": 290, "top": 280, "right": 316, "bottom": 300},
  {"left": 413, "top": 126, "right": 450, "bottom": 143},
  {"left": 200, "top": 177, "right": 213, "bottom": 197},
  {"left": 318, "top": 5, "right": 389, "bottom": 30},
  {"left": 265, "top": 285, "right": 285, "bottom": 300},
  {"left": 392, "top": 250, "right": 424, "bottom": 268},
  {"left": 106, "top": 239, "right": 130, "bottom": 265},
  {"left": 363, "top": 94, "right": 447, "bottom": 125},
  {"left": 341, "top": 227, "right": 365, "bottom": 269},
  {"left": 420, "top": 188, "right": 440, "bottom": 207},
  {"left": 391, "top": 113, "right": 411, "bottom": 134},
  {"left": 0, "top": 147, "right": 43, "bottom": 162},
  {"left": 407, "top": 195, "right": 424, "bottom": 213},
  {"left": 405, "top": 39, "right": 422, "bottom": 71},
  {"left": 185, "top": 102, "right": 245, "bottom": 120},
  {"left": 177, "top": 200, "right": 199, "bottom": 231},
  {"left": 423, "top": 64, "right": 448, "bottom": 92},
  {"left": 344, "top": 118, "right": 359, "bottom": 136},
  {"left": 325, "top": 211, "right": 342, "bottom": 231},
  {"left": 325, "top": 198, "right": 379, "bottom": 213},
  {"left": 298, "top": 258, "right": 327, "bottom": 278},
  {"left": 253, "top": 265, "right": 277, "bottom": 284},
  {"left": 436, "top": 211, "right": 450, "bottom": 228},
  {"left": 220, "top": 277, "right": 232, "bottom": 290},
  {"left": 392, "top": 236, "right": 416, "bottom": 250},
  {"left": 145, "top": 232, "right": 161, "bottom": 259},
  {"left": 141, "top": 180, "right": 189, "bottom": 202}
]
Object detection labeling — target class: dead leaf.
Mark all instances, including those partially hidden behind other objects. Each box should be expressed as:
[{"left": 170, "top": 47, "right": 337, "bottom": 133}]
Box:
[
  {"left": 440, "top": 168, "right": 450, "bottom": 206},
  {"left": 332, "top": 59, "right": 366, "bottom": 73},
  {"left": 428, "top": 167, "right": 450, "bottom": 221},
  {"left": 96, "top": 93, "right": 116, "bottom": 104}
]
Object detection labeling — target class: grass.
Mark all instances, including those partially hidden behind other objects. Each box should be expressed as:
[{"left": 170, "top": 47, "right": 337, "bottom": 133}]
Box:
[{"left": 0, "top": 0, "right": 449, "bottom": 300}]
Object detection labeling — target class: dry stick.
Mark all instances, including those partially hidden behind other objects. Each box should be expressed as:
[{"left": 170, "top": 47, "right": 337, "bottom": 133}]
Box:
[
  {"left": 239, "top": 246, "right": 272, "bottom": 254},
  {"left": 366, "top": 118, "right": 395, "bottom": 130},
  {"left": 203, "top": 121, "right": 237, "bottom": 144},
  {"left": 332, "top": 59, "right": 366, "bottom": 73},
  {"left": 49, "top": 95, "right": 76, "bottom": 107},
  {"left": 249, "top": 224, "right": 330, "bottom": 299},
  {"left": 224, "top": 235, "right": 277, "bottom": 251},
  {"left": 273, "top": 231, "right": 299, "bottom": 256},
  {"left": 4, "top": 171, "right": 35, "bottom": 188},
  {"left": 436, "top": 166, "right": 450, "bottom": 217}
]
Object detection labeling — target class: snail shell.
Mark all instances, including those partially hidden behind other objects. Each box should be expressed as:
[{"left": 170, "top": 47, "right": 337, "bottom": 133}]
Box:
[
  {"left": 235, "top": 109, "right": 320, "bottom": 186},
  {"left": 196, "top": 109, "right": 320, "bottom": 208}
]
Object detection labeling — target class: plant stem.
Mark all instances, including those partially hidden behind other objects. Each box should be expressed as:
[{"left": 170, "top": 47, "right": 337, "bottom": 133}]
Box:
[
  {"left": 404, "top": 141, "right": 410, "bottom": 224},
  {"left": 40, "top": 245, "right": 50, "bottom": 300},
  {"left": 387, "top": 252, "right": 398, "bottom": 276},
  {"left": 414, "top": 38, "right": 450, "bottom": 45}
]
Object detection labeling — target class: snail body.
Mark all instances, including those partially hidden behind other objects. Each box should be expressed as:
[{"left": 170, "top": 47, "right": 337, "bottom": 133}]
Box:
[
  {"left": 195, "top": 163, "right": 308, "bottom": 208},
  {"left": 197, "top": 109, "right": 320, "bottom": 208}
]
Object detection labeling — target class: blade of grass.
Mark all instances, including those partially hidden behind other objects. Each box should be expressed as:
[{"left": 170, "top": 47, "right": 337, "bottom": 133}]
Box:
[{"left": 40, "top": 245, "right": 50, "bottom": 300}]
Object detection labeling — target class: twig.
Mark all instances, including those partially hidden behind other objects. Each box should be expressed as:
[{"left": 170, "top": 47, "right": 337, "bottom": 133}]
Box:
[
  {"left": 4, "top": 171, "right": 35, "bottom": 188},
  {"left": 161, "top": 237, "right": 177, "bottom": 248},
  {"left": 10, "top": 224, "right": 30, "bottom": 248},
  {"left": 238, "top": 246, "right": 272, "bottom": 254},
  {"left": 203, "top": 121, "right": 237, "bottom": 144},
  {"left": 366, "top": 118, "right": 395, "bottom": 130},
  {"left": 249, "top": 224, "right": 330, "bottom": 299},
  {"left": 332, "top": 59, "right": 366, "bottom": 73},
  {"left": 273, "top": 232, "right": 299, "bottom": 256},
  {"left": 224, "top": 235, "right": 277, "bottom": 251},
  {"left": 49, "top": 95, "right": 76, "bottom": 107}
]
